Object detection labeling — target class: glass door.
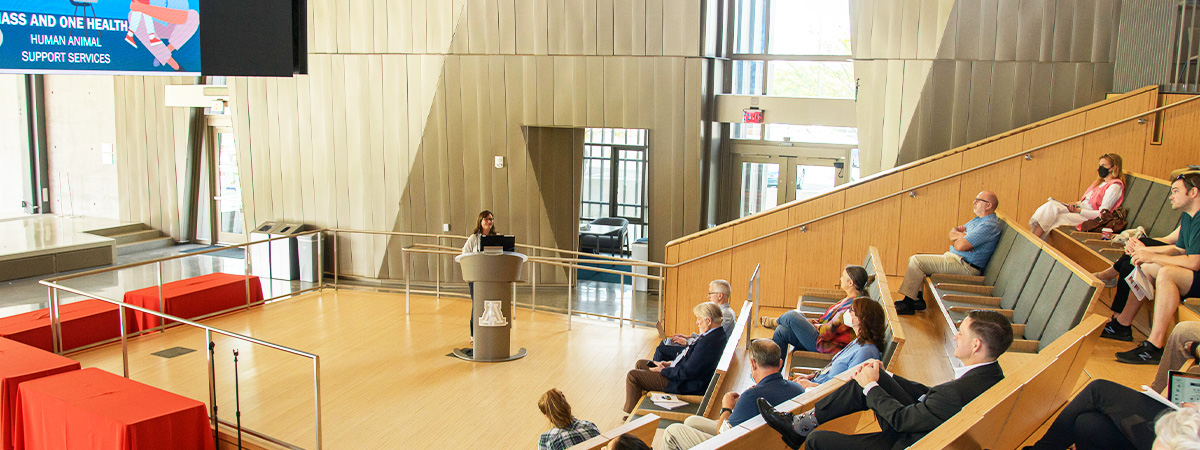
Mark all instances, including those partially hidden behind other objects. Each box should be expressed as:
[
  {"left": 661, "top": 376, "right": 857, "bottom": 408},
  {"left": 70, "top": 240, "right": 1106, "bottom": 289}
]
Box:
[
  {"left": 736, "top": 156, "right": 782, "bottom": 217},
  {"left": 794, "top": 164, "right": 837, "bottom": 201},
  {"left": 211, "top": 127, "right": 244, "bottom": 244}
]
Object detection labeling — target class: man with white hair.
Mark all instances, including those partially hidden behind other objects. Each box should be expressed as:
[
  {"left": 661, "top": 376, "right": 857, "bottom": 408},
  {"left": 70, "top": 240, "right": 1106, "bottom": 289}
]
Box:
[{"left": 654, "top": 280, "right": 735, "bottom": 361}]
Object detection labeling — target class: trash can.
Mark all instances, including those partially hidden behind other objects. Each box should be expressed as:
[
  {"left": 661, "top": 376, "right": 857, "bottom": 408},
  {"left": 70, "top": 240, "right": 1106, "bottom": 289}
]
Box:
[
  {"left": 297, "top": 232, "right": 323, "bottom": 283},
  {"left": 632, "top": 238, "right": 649, "bottom": 292},
  {"left": 249, "top": 221, "right": 281, "bottom": 278},
  {"left": 270, "top": 223, "right": 307, "bottom": 280}
]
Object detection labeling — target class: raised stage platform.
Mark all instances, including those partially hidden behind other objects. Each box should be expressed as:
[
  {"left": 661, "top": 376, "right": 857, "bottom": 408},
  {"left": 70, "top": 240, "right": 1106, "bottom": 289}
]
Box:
[{"left": 0, "top": 215, "right": 137, "bottom": 282}]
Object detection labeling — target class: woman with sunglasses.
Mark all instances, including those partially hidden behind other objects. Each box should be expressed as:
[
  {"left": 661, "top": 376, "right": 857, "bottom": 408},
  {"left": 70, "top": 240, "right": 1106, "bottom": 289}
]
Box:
[{"left": 1029, "top": 153, "right": 1126, "bottom": 239}]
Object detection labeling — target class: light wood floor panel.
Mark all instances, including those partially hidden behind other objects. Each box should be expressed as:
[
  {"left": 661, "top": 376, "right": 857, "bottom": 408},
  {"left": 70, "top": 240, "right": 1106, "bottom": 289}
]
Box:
[{"left": 67, "top": 290, "right": 658, "bottom": 449}]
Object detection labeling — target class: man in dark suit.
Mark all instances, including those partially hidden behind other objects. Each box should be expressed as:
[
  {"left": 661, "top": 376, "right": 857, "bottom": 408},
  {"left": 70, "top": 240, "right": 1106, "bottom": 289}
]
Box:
[
  {"left": 758, "top": 310, "right": 1013, "bottom": 449},
  {"left": 623, "top": 302, "right": 729, "bottom": 413}
]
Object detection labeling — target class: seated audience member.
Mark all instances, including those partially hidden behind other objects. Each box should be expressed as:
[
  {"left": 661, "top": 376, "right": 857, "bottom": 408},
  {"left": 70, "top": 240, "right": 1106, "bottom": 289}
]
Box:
[
  {"left": 895, "top": 191, "right": 1003, "bottom": 315},
  {"left": 1023, "top": 380, "right": 1198, "bottom": 450},
  {"left": 655, "top": 280, "right": 736, "bottom": 362},
  {"left": 758, "top": 310, "right": 1013, "bottom": 449},
  {"left": 1096, "top": 225, "right": 1181, "bottom": 340},
  {"left": 792, "top": 298, "right": 886, "bottom": 389},
  {"left": 1112, "top": 173, "right": 1200, "bottom": 365},
  {"left": 537, "top": 388, "right": 601, "bottom": 450},
  {"left": 1029, "top": 153, "right": 1126, "bottom": 239},
  {"left": 1153, "top": 321, "right": 1200, "bottom": 392},
  {"left": 624, "top": 303, "right": 729, "bottom": 414},
  {"left": 660, "top": 340, "right": 804, "bottom": 450},
  {"left": 606, "top": 434, "right": 651, "bottom": 450},
  {"left": 760, "top": 265, "right": 869, "bottom": 359},
  {"left": 1153, "top": 405, "right": 1200, "bottom": 450}
]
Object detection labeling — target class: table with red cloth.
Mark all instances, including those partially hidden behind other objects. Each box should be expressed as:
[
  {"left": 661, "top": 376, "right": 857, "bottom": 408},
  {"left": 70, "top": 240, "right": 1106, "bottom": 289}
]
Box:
[
  {"left": 123, "top": 273, "right": 265, "bottom": 332},
  {"left": 0, "top": 337, "right": 80, "bottom": 450},
  {"left": 14, "top": 368, "right": 215, "bottom": 450},
  {"left": 0, "top": 300, "right": 136, "bottom": 353}
]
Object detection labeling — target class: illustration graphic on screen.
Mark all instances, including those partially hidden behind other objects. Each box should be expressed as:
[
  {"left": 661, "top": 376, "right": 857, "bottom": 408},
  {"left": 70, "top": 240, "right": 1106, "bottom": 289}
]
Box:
[{"left": 125, "top": 0, "right": 196, "bottom": 71}]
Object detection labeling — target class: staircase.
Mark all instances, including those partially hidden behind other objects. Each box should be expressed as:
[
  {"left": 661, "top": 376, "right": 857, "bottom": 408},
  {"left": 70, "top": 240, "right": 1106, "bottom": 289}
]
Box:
[{"left": 86, "top": 223, "right": 174, "bottom": 256}]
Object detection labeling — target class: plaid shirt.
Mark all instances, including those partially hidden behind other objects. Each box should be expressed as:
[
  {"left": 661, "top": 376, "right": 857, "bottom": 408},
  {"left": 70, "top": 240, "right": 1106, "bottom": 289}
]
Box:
[{"left": 538, "top": 418, "right": 601, "bottom": 450}]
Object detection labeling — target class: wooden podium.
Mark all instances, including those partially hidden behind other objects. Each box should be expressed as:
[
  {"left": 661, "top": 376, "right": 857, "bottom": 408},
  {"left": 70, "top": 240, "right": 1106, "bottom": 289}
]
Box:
[{"left": 452, "top": 251, "right": 527, "bottom": 362}]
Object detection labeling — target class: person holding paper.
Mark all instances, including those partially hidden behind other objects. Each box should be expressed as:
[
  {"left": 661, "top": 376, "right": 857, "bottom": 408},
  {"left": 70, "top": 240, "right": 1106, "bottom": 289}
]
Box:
[
  {"left": 1113, "top": 173, "right": 1200, "bottom": 365},
  {"left": 792, "top": 297, "right": 887, "bottom": 388},
  {"left": 1096, "top": 226, "right": 1181, "bottom": 341},
  {"left": 652, "top": 280, "right": 736, "bottom": 362},
  {"left": 660, "top": 340, "right": 804, "bottom": 450},
  {"left": 1022, "top": 379, "right": 1197, "bottom": 450},
  {"left": 1028, "top": 154, "right": 1126, "bottom": 239}
]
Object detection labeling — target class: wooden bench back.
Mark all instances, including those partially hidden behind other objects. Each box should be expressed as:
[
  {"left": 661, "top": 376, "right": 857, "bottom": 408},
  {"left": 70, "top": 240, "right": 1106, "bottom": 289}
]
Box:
[
  {"left": 567, "top": 414, "right": 660, "bottom": 450},
  {"left": 910, "top": 314, "right": 1107, "bottom": 450}
]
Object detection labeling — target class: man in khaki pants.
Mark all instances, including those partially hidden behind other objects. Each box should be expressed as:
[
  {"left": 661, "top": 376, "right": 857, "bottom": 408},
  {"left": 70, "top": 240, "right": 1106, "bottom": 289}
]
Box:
[{"left": 895, "top": 191, "right": 1002, "bottom": 315}]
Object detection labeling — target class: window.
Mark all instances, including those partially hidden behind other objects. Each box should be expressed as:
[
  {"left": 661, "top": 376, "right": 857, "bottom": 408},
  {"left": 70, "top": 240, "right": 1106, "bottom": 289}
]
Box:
[{"left": 581, "top": 128, "right": 648, "bottom": 242}]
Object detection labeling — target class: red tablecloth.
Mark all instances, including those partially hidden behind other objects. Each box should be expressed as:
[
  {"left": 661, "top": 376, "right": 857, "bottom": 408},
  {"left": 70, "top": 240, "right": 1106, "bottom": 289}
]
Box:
[
  {"left": 14, "top": 368, "right": 215, "bottom": 450},
  {"left": 123, "top": 273, "right": 265, "bottom": 331},
  {"left": 0, "top": 337, "right": 80, "bottom": 450},
  {"left": 0, "top": 300, "right": 136, "bottom": 353}
]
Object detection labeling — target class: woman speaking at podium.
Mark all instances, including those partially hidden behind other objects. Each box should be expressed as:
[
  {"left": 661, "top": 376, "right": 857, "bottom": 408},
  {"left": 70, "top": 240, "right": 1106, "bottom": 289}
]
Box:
[{"left": 461, "top": 211, "right": 497, "bottom": 345}]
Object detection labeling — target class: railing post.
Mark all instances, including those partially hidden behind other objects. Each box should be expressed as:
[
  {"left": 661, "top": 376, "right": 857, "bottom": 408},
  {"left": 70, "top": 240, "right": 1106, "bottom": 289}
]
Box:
[
  {"left": 531, "top": 261, "right": 537, "bottom": 312},
  {"left": 435, "top": 238, "right": 441, "bottom": 300},
  {"left": 243, "top": 247, "right": 252, "bottom": 310},
  {"left": 156, "top": 260, "right": 166, "bottom": 317},
  {"left": 620, "top": 273, "right": 626, "bottom": 328},
  {"left": 205, "top": 329, "right": 216, "bottom": 448},
  {"left": 404, "top": 249, "right": 411, "bottom": 315},
  {"left": 118, "top": 305, "right": 129, "bottom": 377},
  {"left": 567, "top": 266, "right": 574, "bottom": 331},
  {"left": 332, "top": 230, "right": 339, "bottom": 291},
  {"left": 47, "top": 287, "right": 61, "bottom": 354},
  {"left": 313, "top": 355, "right": 323, "bottom": 449}
]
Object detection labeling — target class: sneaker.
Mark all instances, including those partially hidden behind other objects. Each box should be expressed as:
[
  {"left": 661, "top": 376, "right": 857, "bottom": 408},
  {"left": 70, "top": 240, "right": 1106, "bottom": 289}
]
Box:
[
  {"left": 147, "top": 34, "right": 163, "bottom": 46},
  {"left": 1093, "top": 272, "right": 1118, "bottom": 288},
  {"left": 124, "top": 31, "right": 137, "bottom": 47},
  {"left": 1101, "top": 320, "right": 1133, "bottom": 341},
  {"left": 1116, "top": 340, "right": 1163, "bottom": 365}
]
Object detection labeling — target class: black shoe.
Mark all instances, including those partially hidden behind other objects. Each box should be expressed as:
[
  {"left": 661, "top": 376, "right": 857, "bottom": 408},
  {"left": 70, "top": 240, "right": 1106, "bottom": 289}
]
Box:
[
  {"left": 1101, "top": 320, "right": 1133, "bottom": 342},
  {"left": 1116, "top": 341, "right": 1163, "bottom": 365},
  {"left": 757, "top": 398, "right": 805, "bottom": 450},
  {"left": 895, "top": 299, "right": 916, "bottom": 315}
]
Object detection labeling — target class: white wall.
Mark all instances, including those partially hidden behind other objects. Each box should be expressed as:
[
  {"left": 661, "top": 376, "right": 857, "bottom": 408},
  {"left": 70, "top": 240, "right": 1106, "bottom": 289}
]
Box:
[
  {"left": 0, "top": 75, "right": 26, "bottom": 218},
  {"left": 44, "top": 75, "right": 119, "bottom": 219}
]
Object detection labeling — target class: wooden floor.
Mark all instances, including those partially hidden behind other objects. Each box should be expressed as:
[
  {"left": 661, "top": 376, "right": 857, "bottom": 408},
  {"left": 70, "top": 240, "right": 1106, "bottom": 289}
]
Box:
[{"left": 66, "top": 289, "right": 658, "bottom": 449}]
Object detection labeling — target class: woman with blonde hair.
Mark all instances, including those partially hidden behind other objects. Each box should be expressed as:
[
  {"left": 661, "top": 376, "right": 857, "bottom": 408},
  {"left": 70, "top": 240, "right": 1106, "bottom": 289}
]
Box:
[
  {"left": 1029, "top": 153, "right": 1126, "bottom": 239},
  {"left": 537, "top": 388, "right": 600, "bottom": 450}
]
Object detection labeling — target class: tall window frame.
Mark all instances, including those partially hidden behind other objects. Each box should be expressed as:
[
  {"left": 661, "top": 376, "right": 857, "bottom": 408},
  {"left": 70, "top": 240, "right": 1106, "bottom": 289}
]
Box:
[
  {"left": 729, "top": 0, "right": 857, "bottom": 144},
  {"left": 580, "top": 128, "right": 649, "bottom": 242}
]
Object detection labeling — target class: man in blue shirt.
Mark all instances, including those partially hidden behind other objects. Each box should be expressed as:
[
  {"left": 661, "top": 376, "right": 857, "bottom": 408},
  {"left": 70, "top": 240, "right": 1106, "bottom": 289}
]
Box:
[
  {"left": 895, "top": 191, "right": 1002, "bottom": 315},
  {"left": 660, "top": 340, "right": 804, "bottom": 450}
]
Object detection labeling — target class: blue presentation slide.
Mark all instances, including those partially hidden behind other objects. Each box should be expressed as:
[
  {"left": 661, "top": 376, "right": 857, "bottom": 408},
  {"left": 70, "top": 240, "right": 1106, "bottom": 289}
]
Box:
[{"left": 0, "top": 0, "right": 200, "bottom": 75}]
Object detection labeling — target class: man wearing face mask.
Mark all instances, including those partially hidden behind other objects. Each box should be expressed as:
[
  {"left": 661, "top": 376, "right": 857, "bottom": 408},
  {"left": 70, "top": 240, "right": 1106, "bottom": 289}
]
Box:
[
  {"left": 895, "top": 191, "right": 1002, "bottom": 315},
  {"left": 660, "top": 339, "right": 804, "bottom": 450},
  {"left": 1028, "top": 154, "right": 1126, "bottom": 240}
]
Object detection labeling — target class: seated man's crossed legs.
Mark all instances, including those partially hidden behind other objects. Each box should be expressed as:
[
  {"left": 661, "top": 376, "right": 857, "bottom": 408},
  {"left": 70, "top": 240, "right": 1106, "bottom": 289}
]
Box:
[
  {"left": 662, "top": 416, "right": 722, "bottom": 450},
  {"left": 758, "top": 369, "right": 923, "bottom": 449},
  {"left": 1114, "top": 263, "right": 1200, "bottom": 364},
  {"left": 624, "top": 360, "right": 669, "bottom": 413},
  {"left": 895, "top": 252, "right": 981, "bottom": 315}
]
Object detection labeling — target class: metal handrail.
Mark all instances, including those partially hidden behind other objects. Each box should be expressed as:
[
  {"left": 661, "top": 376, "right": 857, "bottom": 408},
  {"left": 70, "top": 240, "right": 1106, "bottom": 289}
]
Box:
[
  {"left": 39, "top": 281, "right": 322, "bottom": 449},
  {"left": 394, "top": 244, "right": 661, "bottom": 330},
  {"left": 666, "top": 93, "right": 1200, "bottom": 268},
  {"left": 748, "top": 263, "right": 761, "bottom": 348}
]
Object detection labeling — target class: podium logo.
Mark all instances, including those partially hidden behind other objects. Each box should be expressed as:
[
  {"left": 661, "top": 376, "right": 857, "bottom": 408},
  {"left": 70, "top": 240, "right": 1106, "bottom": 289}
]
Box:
[{"left": 478, "top": 300, "right": 508, "bottom": 327}]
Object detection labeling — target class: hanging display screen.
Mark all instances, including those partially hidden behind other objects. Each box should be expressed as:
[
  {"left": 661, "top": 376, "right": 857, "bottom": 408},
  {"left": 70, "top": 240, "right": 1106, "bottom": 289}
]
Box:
[{"left": 0, "top": 0, "right": 202, "bottom": 75}]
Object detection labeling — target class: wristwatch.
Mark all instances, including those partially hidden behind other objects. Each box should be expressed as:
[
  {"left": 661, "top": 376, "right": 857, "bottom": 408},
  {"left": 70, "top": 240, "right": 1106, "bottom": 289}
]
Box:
[{"left": 720, "top": 407, "right": 733, "bottom": 415}]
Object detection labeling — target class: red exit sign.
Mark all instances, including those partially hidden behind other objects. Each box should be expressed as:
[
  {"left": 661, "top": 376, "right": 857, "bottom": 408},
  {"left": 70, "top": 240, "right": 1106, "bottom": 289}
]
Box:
[{"left": 743, "top": 108, "right": 764, "bottom": 124}]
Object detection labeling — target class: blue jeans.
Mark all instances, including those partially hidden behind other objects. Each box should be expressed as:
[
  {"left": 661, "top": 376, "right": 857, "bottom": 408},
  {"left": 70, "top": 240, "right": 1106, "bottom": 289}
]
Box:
[{"left": 772, "top": 310, "right": 819, "bottom": 360}]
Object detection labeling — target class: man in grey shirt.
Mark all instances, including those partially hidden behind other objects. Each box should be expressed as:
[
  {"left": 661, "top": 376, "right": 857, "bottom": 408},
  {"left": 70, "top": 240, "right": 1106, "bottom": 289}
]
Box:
[{"left": 654, "top": 279, "right": 736, "bottom": 361}]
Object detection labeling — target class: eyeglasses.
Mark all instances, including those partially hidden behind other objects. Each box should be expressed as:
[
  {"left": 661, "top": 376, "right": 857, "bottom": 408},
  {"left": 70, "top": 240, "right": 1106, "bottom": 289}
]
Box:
[{"left": 973, "top": 198, "right": 991, "bottom": 205}]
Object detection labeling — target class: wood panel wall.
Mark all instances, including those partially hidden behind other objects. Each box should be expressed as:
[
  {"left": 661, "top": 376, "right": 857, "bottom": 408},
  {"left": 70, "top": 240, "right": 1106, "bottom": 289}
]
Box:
[
  {"left": 662, "top": 86, "right": 1183, "bottom": 335},
  {"left": 112, "top": 76, "right": 198, "bottom": 241},
  {"left": 852, "top": 0, "right": 1122, "bottom": 174}
]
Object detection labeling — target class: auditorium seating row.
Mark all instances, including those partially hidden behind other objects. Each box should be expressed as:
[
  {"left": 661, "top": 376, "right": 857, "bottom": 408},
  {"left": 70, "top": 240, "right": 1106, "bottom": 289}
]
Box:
[
  {"left": 628, "top": 300, "right": 754, "bottom": 423},
  {"left": 926, "top": 212, "right": 1103, "bottom": 353},
  {"left": 782, "top": 247, "right": 907, "bottom": 376}
]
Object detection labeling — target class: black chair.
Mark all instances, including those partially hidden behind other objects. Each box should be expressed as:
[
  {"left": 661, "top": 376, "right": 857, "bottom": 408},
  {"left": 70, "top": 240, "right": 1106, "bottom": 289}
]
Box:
[
  {"left": 580, "top": 217, "right": 630, "bottom": 255},
  {"left": 68, "top": 0, "right": 97, "bottom": 37}
]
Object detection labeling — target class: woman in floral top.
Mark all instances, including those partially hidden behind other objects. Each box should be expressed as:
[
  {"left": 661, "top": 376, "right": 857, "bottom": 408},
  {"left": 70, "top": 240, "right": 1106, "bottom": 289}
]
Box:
[
  {"left": 537, "top": 389, "right": 600, "bottom": 450},
  {"left": 760, "top": 265, "right": 869, "bottom": 360}
]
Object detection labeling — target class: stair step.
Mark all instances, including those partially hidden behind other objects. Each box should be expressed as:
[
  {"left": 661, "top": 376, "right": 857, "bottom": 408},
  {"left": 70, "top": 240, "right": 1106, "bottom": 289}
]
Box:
[
  {"left": 116, "top": 236, "right": 174, "bottom": 256},
  {"left": 85, "top": 223, "right": 149, "bottom": 237},
  {"left": 105, "top": 229, "right": 163, "bottom": 246}
]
